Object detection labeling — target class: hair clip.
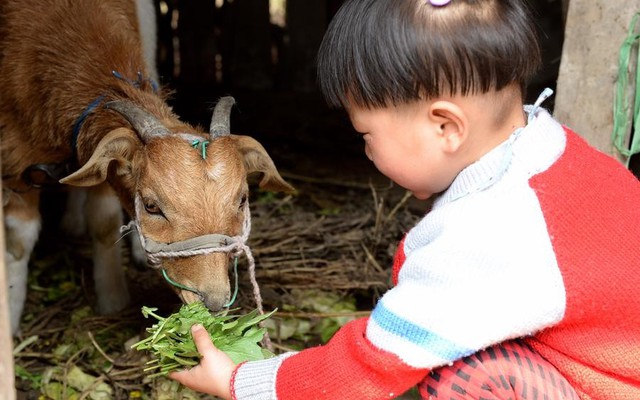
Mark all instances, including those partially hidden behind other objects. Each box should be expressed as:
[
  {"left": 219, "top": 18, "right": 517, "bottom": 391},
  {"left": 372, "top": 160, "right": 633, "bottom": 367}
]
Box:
[{"left": 429, "top": 0, "right": 451, "bottom": 6}]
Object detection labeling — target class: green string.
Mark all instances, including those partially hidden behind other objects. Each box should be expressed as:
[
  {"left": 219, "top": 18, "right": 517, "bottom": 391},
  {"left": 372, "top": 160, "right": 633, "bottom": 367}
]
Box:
[
  {"left": 191, "top": 139, "right": 210, "bottom": 160},
  {"left": 224, "top": 257, "right": 239, "bottom": 307},
  {"left": 161, "top": 268, "right": 199, "bottom": 294},
  {"left": 613, "top": 12, "right": 640, "bottom": 167},
  {"left": 160, "top": 256, "right": 239, "bottom": 307}
]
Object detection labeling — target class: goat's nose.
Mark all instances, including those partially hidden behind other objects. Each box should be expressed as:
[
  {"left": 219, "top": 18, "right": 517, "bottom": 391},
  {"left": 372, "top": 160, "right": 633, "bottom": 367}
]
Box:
[{"left": 201, "top": 290, "right": 230, "bottom": 312}]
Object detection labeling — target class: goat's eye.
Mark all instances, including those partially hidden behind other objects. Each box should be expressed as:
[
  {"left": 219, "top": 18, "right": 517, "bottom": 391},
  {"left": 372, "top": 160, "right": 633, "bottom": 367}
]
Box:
[
  {"left": 143, "top": 200, "right": 162, "bottom": 215},
  {"left": 239, "top": 194, "right": 248, "bottom": 209}
]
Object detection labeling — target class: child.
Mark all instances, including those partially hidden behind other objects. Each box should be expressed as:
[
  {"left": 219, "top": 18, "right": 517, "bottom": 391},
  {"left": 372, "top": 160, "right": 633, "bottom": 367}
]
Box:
[{"left": 170, "top": 0, "right": 640, "bottom": 398}]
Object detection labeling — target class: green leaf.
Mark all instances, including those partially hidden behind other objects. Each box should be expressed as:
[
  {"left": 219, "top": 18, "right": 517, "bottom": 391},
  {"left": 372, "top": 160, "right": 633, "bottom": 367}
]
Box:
[
  {"left": 219, "top": 337, "right": 265, "bottom": 364},
  {"left": 132, "top": 302, "right": 276, "bottom": 376}
]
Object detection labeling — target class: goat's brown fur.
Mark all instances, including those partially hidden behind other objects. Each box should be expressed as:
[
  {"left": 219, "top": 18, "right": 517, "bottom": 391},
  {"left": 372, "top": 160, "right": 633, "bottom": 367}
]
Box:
[{"left": 0, "top": 0, "right": 294, "bottom": 334}]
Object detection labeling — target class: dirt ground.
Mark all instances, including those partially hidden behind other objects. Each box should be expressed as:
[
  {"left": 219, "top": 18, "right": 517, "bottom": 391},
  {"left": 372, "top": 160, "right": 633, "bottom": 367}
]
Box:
[{"left": 12, "top": 89, "right": 429, "bottom": 399}]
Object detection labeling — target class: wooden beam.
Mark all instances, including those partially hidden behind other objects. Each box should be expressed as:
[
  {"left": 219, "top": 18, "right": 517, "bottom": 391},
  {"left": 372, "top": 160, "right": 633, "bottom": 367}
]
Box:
[
  {"left": 554, "top": 0, "right": 640, "bottom": 161},
  {"left": 0, "top": 168, "right": 15, "bottom": 398}
]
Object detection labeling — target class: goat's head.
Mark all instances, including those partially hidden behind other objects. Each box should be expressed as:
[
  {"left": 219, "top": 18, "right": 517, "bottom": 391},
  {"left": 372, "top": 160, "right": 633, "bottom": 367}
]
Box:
[{"left": 59, "top": 96, "right": 295, "bottom": 311}]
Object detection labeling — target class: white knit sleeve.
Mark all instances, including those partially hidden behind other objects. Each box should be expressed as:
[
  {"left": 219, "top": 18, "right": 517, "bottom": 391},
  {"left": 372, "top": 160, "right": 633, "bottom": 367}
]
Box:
[{"left": 365, "top": 171, "right": 566, "bottom": 369}]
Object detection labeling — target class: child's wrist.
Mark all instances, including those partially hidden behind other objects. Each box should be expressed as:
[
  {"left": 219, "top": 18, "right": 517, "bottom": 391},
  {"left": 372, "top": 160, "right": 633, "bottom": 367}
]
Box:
[{"left": 229, "top": 361, "right": 247, "bottom": 400}]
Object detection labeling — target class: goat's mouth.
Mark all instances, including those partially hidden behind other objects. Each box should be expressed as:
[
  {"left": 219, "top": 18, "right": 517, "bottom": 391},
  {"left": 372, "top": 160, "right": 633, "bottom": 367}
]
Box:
[
  {"left": 179, "top": 287, "right": 230, "bottom": 312},
  {"left": 157, "top": 252, "right": 234, "bottom": 311},
  {"left": 180, "top": 289, "right": 205, "bottom": 306}
]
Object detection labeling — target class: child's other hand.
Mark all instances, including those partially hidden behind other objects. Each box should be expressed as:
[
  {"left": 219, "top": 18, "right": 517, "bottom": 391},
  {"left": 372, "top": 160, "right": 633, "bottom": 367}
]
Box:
[{"left": 169, "top": 324, "right": 236, "bottom": 400}]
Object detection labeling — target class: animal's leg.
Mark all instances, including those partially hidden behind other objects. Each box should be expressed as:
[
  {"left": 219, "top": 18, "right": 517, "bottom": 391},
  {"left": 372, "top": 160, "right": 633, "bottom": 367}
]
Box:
[
  {"left": 4, "top": 189, "right": 41, "bottom": 335},
  {"left": 66, "top": 187, "right": 147, "bottom": 266},
  {"left": 60, "top": 187, "right": 88, "bottom": 236},
  {"left": 85, "top": 184, "right": 130, "bottom": 314}
]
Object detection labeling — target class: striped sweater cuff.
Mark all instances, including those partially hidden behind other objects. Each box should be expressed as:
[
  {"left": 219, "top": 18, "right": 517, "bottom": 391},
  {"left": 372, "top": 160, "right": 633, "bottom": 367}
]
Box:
[{"left": 231, "top": 353, "right": 297, "bottom": 400}]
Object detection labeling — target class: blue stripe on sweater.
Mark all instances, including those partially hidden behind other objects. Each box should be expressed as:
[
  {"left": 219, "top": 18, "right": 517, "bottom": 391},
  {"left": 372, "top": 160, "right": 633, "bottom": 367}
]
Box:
[{"left": 371, "top": 303, "right": 474, "bottom": 361}]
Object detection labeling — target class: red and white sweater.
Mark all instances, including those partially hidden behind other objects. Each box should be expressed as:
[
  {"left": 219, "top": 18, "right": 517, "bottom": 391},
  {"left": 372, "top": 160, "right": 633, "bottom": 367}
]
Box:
[{"left": 231, "top": 109, "right": 640, "bottom": 399}]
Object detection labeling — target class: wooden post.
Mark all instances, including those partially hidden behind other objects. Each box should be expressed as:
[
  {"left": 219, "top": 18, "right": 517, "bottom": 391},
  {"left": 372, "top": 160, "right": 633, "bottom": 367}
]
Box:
[
  {"left": 0, "top": 166, "right": 15, "bottom": 399},
  {"left": 554, "top": 0, "right": 640, "bottom": 160}
]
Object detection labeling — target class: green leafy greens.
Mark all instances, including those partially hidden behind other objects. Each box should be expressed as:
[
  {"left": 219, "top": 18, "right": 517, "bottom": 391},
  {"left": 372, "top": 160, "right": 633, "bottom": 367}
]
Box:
[{"left": 132, "top": 302, "right": 275, "bottom": 377}]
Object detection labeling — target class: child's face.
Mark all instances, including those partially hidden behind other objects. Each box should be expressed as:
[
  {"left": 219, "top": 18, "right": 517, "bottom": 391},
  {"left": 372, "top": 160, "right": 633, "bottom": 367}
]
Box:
[{"left": 348, "top": 101, "right": 458, "bottom": 200}]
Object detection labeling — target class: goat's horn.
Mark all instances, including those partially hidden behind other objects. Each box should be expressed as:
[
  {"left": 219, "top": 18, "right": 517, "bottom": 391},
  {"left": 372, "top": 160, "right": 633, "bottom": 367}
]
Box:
[
  {"left": 210, "top": 96, "right": 235, "bottom": 139},
  {"left": 105, "top": 100, "right": 171, "bottom": 142}
]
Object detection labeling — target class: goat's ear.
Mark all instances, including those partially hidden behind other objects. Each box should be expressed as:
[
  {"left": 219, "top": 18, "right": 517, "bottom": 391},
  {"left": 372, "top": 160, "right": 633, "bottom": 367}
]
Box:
[
  {"left": 60, "top": 128, "right": 140, "bottom": 187},
  {"left": 232, "top": 135, "right": 296, "bottom": 194}
]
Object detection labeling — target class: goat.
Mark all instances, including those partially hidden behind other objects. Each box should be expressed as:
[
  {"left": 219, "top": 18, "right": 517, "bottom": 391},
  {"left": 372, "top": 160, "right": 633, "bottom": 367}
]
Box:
[{"left": 0, "top": 0, "right": 294, "bottom": 335}]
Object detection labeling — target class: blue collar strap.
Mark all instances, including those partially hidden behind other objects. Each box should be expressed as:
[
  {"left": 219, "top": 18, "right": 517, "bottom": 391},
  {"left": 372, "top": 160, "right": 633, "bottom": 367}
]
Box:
[
  {"left": 71, "top": 95, "right": 106, "bottom": 151},
  {"left": 70, "top": 70, "right": 159, "bottom": 153}
]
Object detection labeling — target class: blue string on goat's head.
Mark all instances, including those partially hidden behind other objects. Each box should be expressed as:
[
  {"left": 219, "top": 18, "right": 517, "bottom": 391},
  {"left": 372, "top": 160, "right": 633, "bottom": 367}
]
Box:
[
  {"left": 112, "top": 70, "right": 159, "bottom": 92},
  {"left": 71, "top": 70, "right": 159, "bottom": 151},
  {"left": 192, "top": 139, "right": 210, "bottom": 159},
  {"left": 72, "top": 95, "right": 106, "bottom": 150}
]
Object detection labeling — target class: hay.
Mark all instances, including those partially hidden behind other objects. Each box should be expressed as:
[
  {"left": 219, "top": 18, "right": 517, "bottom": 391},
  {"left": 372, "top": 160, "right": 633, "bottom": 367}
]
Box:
[{"left": 239, "top": 177, "right": 419, "bottom": 310}]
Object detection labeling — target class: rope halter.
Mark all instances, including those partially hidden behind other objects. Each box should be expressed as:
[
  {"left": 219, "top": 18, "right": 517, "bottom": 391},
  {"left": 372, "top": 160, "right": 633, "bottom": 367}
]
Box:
[{"left": 120, "top": 195, "right": 264, "bottom": 312}]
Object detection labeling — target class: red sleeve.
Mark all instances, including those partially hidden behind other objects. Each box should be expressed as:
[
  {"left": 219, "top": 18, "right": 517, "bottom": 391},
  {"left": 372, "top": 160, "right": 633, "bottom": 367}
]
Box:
[
  {"left": 391, "top": 236, "right": 407, "bottom": 286},
  {"left": 275, "top": 317, "right": 428, "bottom": 399}
]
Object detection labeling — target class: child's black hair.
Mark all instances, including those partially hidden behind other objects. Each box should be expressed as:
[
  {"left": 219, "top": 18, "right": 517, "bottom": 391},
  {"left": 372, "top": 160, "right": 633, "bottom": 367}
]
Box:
[{"left": 317, "top": 0, "right": 542, "bottom": 109}]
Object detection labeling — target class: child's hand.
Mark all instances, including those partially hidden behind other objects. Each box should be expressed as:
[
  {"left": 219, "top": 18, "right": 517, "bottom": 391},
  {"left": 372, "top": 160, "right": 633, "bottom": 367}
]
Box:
[{"left": 169, "top": 324, "right": 236, "bottom": 400}]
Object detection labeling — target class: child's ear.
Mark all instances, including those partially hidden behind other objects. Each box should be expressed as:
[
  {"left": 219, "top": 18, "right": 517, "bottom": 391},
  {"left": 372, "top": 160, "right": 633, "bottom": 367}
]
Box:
[{"left": 428, "top": 101, "right": 468, "bottom": 153}]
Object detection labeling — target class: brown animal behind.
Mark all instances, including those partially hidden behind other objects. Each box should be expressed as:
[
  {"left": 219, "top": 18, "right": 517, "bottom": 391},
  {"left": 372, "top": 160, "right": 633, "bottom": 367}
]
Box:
[
  {"left": 0, "top": 0, "right": 294, "bottom": 335},
  {"left": 0, "top": 0, "right": 165, "bottom": 176}
]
